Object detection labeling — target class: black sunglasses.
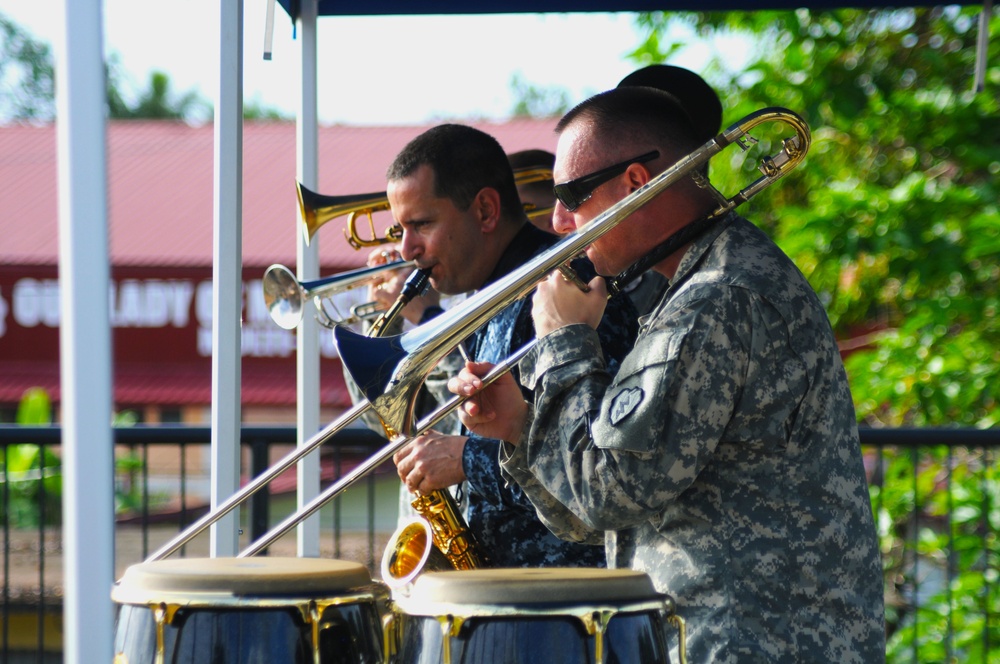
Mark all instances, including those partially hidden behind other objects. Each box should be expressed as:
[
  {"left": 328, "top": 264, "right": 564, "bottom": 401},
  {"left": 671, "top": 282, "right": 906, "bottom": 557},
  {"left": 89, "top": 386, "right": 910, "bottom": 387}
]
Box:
[{"left": 552, "top": 150, "right": 660, "bottom": 212}]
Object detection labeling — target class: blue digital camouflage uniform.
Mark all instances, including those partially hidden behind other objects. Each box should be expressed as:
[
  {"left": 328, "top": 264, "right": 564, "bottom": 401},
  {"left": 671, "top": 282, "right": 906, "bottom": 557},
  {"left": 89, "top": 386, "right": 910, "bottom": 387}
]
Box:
[
  {"left": 501, "top": 214, "right": 885, "bottom": 662},
  {"left": 457, "top": 222, "right": 638, "bottom": 567}
]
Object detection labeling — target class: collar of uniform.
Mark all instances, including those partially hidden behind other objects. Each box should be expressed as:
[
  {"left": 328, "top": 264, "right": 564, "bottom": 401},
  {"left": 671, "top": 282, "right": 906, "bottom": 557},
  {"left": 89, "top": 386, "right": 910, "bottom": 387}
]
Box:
[
  {"left": 479, "top": 222, "right": 558, "bottom": 290},
  {"left": 666, "top": 211, "right": 737, "bottom": 291}
]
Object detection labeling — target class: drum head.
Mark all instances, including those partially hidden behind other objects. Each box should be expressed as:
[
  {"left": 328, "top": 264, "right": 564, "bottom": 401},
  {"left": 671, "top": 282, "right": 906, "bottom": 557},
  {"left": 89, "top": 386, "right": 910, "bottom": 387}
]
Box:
[
  {"left": 112, "top": 557, "right": 386, "bottom": 664},
  {"left": 402, "top": 568, "right": 661, "bottom": 608},
  {"left": 392, "top": 569, "right": 674, "bottom": 664},
  {"left": 113, "top": 556, "right": 374, "bottom": 603}
]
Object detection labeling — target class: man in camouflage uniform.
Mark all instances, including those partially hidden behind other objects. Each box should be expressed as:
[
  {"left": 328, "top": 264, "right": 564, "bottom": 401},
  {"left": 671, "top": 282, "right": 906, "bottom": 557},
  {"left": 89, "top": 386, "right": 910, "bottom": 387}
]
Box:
[
  {"left": 450, "top": 86, "right": 885, "bottom": 661},
  {"left": 370, "top": 123, "right": 638, "bottom": 567}
]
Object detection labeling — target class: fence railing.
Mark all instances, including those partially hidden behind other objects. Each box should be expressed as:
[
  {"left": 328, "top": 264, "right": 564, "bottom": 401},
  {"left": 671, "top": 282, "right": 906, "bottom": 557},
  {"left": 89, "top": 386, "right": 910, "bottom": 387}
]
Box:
[{"left": 0, "top": 425, "right": 997, "bottom": 663}]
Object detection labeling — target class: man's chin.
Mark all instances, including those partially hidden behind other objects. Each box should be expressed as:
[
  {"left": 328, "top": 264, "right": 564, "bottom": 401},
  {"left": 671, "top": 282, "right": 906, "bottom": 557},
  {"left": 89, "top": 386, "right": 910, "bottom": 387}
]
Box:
[
  {"left": 584, "top": 250, "right": 617, "bottom": 277},
  {"left": 428, "top": 275, "right": 459, "bottom": 297}
]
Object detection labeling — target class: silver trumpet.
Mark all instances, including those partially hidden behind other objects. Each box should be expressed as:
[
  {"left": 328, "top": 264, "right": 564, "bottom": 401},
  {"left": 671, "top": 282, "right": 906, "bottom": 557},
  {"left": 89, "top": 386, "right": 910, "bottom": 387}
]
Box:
[{"left": 262, "top": 260, "right": 413, "bottom": 329}]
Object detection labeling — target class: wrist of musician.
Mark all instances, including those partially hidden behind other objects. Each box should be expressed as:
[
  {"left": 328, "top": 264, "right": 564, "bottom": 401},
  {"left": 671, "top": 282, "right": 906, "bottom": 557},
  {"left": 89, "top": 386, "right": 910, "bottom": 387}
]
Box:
[
  {"left": 499, "top": 402, "right": 534, "bottom": 452},
  {"left": 528, "top": 324, "right": 605, "bottom": 382}
]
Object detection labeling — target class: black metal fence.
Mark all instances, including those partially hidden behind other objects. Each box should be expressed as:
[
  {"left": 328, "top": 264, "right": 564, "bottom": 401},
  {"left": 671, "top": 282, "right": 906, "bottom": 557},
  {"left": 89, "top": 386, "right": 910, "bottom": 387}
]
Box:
[{"left": 0, "top": 425, "right": 997, "bottom": 663}]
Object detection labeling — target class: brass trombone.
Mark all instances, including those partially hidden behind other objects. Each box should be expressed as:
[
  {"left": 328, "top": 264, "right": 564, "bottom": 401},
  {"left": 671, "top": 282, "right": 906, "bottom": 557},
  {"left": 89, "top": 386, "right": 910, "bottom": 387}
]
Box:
[
  {"left": 262, "top": 260, "right": 412, "bottom": 329},
  {"left": 146, "top": 107, "right": 810, "bottom": 564},
  {"left": 298, "top": 166, "right": 557, "bottom": 249}
]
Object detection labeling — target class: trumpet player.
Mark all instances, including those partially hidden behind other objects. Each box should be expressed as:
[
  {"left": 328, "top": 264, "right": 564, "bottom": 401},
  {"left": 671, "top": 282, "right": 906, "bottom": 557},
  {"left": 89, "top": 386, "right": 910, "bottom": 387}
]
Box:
[
  {"left": 372, "top": 123, "right": 639, "bottom": 568},
  {"left": 449, "top": 81, "right": 885, "bottom": 662}
]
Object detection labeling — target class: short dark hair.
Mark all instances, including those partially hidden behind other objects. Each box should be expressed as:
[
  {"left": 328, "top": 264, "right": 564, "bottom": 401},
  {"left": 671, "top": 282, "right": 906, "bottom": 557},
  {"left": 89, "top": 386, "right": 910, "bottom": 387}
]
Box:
[
  {"left": 507, "top": 149, "right": 555, "bottom": 172},
  {"left": 387, "top": 124, "right": 524, "bottom": 222},
  {"left": 556, "top": 86, "right": 704, "bottom": 165}
]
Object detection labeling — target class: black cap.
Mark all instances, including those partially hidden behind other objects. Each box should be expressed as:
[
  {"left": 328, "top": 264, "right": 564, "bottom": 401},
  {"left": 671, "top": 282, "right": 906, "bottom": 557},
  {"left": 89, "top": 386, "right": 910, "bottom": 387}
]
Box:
[
  {"left": 617, "top": 65, "right": 723, "bottom": 143},
  {"left": 507, "top": 149, "right": 555, "bottom": 172}
]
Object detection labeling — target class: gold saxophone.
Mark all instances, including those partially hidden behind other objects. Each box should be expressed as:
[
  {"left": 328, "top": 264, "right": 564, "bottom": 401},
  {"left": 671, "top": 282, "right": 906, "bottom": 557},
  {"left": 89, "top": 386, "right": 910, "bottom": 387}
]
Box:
[
  {"left": 380, "top": 422, "right": 485, "bottom": 587},
  {"left": 364, "top": 271, "right": 485, "bottom": 587}
]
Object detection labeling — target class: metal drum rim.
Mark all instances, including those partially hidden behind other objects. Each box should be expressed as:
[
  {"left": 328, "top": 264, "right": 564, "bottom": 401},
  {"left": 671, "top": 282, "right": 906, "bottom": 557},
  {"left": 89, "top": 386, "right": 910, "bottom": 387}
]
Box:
[
  {"left": 112, "top": 556, "right": 378, "bottom": 601},
  {"left": 399, "top": 568, "right": 662, "bottom": 605}
]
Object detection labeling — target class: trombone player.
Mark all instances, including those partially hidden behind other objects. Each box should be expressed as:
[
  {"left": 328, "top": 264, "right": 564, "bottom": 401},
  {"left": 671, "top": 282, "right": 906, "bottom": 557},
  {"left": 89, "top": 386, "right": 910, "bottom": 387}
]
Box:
[
  {"left": 449, "top": 82, "right": 885, "bottom": 661},
  {"left": 364, "top": 123, "right": 639, "bottom": 568}
]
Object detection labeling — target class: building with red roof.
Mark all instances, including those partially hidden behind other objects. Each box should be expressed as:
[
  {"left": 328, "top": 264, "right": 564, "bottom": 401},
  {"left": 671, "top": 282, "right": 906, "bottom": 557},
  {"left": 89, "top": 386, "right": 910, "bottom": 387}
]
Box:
[{"left": 0, "top": 118, "right": 558, "bottom": 423}]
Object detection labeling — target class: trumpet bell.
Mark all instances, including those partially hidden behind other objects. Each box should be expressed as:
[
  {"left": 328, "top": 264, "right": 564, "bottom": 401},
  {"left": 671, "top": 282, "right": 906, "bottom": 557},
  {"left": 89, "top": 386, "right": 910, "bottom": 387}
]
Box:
[
  {"left": 262, "top": 264, "right": 304, "bottom": 330},
  {"left": 297, "top": 166, "right": 556, "bottom": 249},
  {"left": 297, "top": 182, "right": 391, "bottom": 247},
  {"left": 263, "top": 260, "right": 414, "bottom": 330}
]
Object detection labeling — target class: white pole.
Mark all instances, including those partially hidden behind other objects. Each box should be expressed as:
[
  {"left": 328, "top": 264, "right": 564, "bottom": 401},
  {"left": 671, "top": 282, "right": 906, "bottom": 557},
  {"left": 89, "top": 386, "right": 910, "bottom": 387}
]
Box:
[
  {"left": 210, "top": 0, "right": 245, "bottom": 557},
  {"left": 56, "top": 0, "right": 114, "bottom": 661},
  {"left": 296, "top": 0, "right": 322, "bottom": 557}
]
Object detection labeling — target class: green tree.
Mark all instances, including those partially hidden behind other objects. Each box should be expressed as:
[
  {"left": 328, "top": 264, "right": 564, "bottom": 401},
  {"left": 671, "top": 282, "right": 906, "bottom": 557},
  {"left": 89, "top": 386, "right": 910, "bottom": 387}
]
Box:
[
  {"left": 0, "top": 12, "right": 55, "bottom": 121},
  {"left": 632, "top": 7, "right": 1000, "bottom": 661},
  {"left": 1, "top": 11, "right": 287, "bottom": 124},
  {"left": 106, "top": 54, "right": 211, "bottom": 122},
  {"left": 1, "top": 388, "right": 62, "bottom": 527},
  {"left": 631, "top": 8, "right": 999, "bottom": 428},
  {"left": 509, "top": 72, "right": 572, "bottom": 118}
]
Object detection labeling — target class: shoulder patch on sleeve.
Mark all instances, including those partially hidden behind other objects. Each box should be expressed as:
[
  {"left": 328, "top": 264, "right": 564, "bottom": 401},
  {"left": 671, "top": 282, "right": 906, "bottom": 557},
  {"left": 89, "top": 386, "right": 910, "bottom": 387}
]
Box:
[{"left": 609, "top": 386, "right": 644, "bottom": 425}]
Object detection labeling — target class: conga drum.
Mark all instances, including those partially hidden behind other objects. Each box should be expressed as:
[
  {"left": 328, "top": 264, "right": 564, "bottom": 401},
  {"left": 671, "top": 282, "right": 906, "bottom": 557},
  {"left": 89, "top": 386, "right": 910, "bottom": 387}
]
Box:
[
  {"left": 387, "top": 568, "right": 681, "bottom": 664},
  {"left": 112, "top": 557, "right": 388, "bottom": 664}
]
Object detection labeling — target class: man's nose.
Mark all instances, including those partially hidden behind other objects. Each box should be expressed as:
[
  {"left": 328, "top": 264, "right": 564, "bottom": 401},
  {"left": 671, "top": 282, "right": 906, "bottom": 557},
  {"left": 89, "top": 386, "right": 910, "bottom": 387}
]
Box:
[
  {"left": 400, "top": 231, "right": 420, "bottom": 261},
  {"left": 551, "top": 204, "right": 577, "bottom": 235}
]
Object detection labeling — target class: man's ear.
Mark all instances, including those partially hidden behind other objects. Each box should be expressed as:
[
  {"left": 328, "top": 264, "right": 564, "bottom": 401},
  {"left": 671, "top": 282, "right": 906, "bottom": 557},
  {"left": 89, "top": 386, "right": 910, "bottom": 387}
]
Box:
[
  {"left": 624, "top": 162, "right": 652, "bottom": 193},
  {"left": 473, "top": 187, "right": 502, "bottom": 233}
]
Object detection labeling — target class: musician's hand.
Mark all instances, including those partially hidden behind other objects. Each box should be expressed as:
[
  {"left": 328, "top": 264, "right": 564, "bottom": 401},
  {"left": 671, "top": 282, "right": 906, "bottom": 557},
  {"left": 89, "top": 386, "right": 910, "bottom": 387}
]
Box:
[
  {"left": 448, "top": 361, "right": 528, "bottom": 444},
  {"left": 532, "top": 272, "right": 608, "bottom": 337},
  {"left": 393, "top": 431, "right": 467, "bottom": 492}
]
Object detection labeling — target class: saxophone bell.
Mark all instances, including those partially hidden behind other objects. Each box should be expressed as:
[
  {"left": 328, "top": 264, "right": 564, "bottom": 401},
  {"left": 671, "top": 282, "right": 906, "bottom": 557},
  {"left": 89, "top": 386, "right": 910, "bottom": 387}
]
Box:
[{"left": 381, "top": 518, "right": 456, "bottom": 589}]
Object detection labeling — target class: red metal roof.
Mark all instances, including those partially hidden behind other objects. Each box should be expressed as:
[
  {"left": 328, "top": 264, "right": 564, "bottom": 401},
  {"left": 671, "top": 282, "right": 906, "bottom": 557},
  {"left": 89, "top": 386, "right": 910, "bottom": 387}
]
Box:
[
  {"left": 0, "top": 118, "right": 560, "bottom": 271},
  {"left": 0, "top": 118, "right": 559, "bottom": 410}
]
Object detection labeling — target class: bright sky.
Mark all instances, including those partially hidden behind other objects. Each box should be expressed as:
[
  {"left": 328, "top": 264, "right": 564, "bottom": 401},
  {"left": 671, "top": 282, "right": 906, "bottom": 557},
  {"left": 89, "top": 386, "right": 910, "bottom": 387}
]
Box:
[{"left": 2, "top": 0, "right": 743, "bottom": 125}]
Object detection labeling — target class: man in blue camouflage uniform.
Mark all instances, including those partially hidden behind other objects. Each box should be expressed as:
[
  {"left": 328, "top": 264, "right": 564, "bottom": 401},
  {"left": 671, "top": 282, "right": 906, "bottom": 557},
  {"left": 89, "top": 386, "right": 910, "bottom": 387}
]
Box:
[
  {"left": 449, "top": 84, "right": 886, "bottom": 661},
  {"left": 374, "top": 123, "right": 638, "bottom": 567}
]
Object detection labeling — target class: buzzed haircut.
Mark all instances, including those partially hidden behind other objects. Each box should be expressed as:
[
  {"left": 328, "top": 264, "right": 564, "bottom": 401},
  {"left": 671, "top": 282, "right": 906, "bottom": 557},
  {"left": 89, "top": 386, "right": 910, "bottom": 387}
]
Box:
[
  {"left": 387, "top": 124, "right": 525, "bottom": 223},
  {"left": 556, "top": 86, "right": 704, "bottom": 164}
]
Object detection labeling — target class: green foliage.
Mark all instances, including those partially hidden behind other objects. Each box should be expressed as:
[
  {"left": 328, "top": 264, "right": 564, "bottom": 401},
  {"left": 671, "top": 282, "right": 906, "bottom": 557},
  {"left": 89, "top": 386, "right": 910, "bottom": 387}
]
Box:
[
  {"left": 869, "top": 446, "right": 1000, "bottom": 661},
  {"left": 0, "top": 13, "right": 286, "bottom": 124},
  {"left": 1, "top": 388, "right": 62, "bottom": 527},
  {"left": 634, "top": 8, "right": 1000, "bottom": 660},
  {"left": 1, "top": 388, "right": 155, "bottom": 525},
  {"left": 105, "top": 54, "right": 212, "bottom": 123},
  {"left": 0, "top": 12, "right": 55, "bottom": 121},
  {"left": 509, "top": 72, "right": 572, "bottom": 119},
  {"left": 633, "top": 8, "right": 1000, "bottom": 430}
]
